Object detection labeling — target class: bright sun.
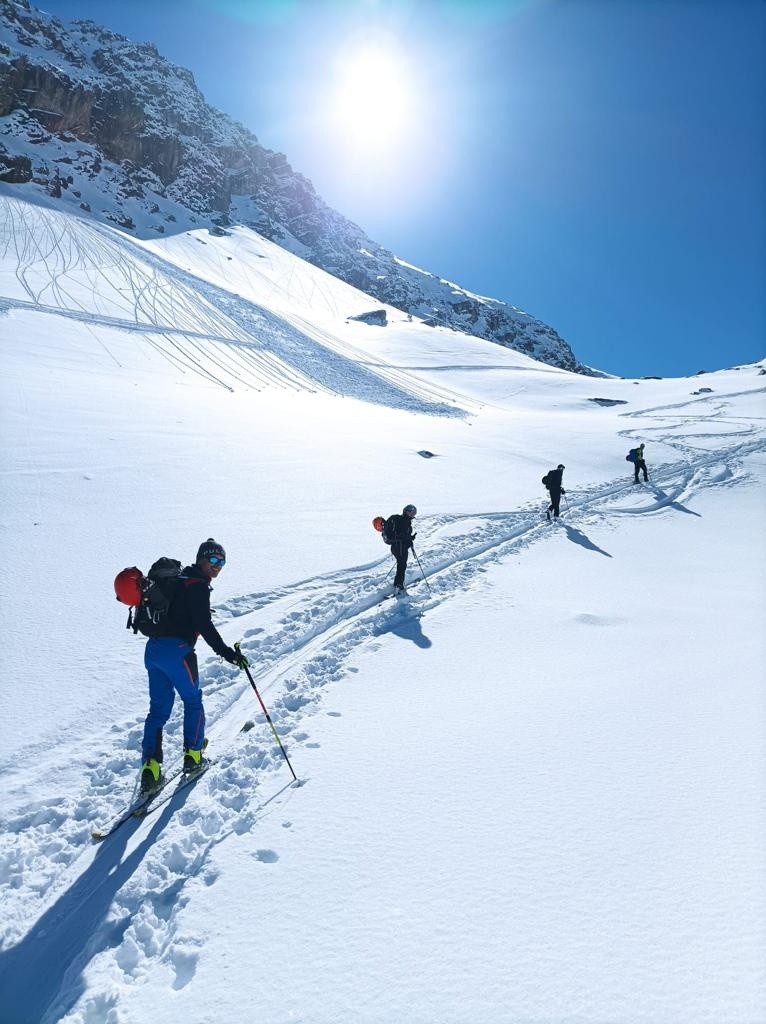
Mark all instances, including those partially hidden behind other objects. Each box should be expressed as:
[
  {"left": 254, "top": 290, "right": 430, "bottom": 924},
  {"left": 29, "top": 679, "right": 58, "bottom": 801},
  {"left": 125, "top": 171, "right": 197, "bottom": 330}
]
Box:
[{"left": 329, "top": 45, "right": 415, "bottom": 153}]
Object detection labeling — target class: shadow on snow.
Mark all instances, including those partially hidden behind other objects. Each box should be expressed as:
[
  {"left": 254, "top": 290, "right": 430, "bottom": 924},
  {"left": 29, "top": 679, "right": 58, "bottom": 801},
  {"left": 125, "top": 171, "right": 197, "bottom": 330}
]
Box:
[
  {"left": 563, "top": 524, "right": 613, "bottom": 558},
  {"left": 0, "top": 786, "right": 198, "bottom": 1024}
]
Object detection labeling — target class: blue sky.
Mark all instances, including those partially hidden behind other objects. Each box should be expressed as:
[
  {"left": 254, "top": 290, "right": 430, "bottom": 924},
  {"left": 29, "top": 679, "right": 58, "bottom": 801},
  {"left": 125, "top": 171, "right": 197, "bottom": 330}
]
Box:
[{"left": 35, "top": 0, "right": 766, "bottom": 377}]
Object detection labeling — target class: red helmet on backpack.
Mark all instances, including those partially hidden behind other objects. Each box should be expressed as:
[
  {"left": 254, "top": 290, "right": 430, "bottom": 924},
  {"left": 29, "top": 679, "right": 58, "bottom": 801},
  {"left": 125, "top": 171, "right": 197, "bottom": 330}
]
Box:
[{"left": 114, "top": 566, "right": 145, "bottom": 606}]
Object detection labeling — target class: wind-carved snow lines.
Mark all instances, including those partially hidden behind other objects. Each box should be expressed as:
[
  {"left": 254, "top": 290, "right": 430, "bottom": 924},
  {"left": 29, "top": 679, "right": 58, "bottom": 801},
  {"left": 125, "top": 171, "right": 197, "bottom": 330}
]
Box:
[{"left": 1, "top": 199, "right": 463, "bottom": 412}]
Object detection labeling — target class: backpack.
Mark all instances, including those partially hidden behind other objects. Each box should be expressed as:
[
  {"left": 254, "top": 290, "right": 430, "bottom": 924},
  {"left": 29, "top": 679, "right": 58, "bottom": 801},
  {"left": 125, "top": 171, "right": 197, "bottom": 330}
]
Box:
[
  {"left": 542, "top": 473, "right": 550, "bottom": 488},
  {"left": 373, "top": 514, "right": 397, "bottom": 545},
  {"left": 626, "top": 449, "right": 637, "bottom": 463},
  {"left": 114, "top": 557, "right": 185, "bottom": 637},
  {"left": 381, "top": 517, "right": 396, "bottom": 545}
]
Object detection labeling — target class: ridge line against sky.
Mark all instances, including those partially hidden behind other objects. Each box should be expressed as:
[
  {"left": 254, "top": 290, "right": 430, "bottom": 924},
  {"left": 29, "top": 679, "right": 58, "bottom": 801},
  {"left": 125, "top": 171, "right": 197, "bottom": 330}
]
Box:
[{"left": 22, "top": 0, "right": 766, "bottom": 378}]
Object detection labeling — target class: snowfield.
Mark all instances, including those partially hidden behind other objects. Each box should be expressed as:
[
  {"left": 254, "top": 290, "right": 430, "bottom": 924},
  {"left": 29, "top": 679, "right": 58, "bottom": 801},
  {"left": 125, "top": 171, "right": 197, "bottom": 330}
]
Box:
[{"left": 0, "top": 190, "right": 764, "bottom": 1024}]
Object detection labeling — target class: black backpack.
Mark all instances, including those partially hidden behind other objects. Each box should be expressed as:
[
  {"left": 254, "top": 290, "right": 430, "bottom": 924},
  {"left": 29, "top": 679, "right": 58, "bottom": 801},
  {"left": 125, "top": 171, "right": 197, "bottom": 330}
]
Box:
[
  {"left": 542, "top": 473, "right": 550, "bottom": 488},
  {"left": 381, "top": 516, "right": 397, "bottom": 545},
  {"left": 130, "top": 557, "right": 185, "bottom": 637}
]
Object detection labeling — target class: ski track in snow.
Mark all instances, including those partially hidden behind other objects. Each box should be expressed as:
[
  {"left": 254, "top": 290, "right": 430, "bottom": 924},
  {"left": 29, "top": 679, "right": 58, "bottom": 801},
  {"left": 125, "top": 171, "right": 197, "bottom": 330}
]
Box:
[
  {"left": 0, "top": 390, "right": 764, "bottom": 1022},
  {"left": 2, "top": 197, "right": 766, "bottom": 1020}
]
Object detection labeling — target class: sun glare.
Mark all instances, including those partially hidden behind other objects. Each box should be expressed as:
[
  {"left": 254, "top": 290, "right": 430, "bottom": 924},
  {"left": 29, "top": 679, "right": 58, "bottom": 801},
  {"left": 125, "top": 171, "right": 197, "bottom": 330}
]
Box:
[{"left": 329, "top": 45, "right": 416, "bottom": 153}]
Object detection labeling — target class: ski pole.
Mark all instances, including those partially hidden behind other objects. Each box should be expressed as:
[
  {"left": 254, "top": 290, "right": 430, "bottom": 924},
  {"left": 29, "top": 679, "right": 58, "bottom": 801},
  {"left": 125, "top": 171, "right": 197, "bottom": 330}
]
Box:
[
  {"left": 563, "top": 493, "right": 570, "bottom": 512},
  {"left": 235, "top": 644, "right": 297, "bottom": 782},
  {"left": 411, "top": 546, "right": 432, "bottom": 595}
]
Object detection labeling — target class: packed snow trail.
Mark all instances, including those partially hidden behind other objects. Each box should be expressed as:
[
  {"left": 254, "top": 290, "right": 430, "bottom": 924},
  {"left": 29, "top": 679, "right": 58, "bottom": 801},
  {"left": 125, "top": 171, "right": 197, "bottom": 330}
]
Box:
[
  {"left": 1, "top": 196, "right": 764, "bottom": 1022},
  {"left": 1, "top": 404, "right": 763, "bottom": 1024}
]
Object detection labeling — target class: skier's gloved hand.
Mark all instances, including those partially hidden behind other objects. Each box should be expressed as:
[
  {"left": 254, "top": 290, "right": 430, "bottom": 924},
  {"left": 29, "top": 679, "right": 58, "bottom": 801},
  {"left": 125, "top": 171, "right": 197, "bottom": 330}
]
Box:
[
  {"left": 233, "top": 643, "right": 250, "bottom": 670},
  {"left": 561, "top": 489, "right": 566, "bottom": 495},
  {"left": 411, "top": 532, "right": 417, "bottom": 541}
]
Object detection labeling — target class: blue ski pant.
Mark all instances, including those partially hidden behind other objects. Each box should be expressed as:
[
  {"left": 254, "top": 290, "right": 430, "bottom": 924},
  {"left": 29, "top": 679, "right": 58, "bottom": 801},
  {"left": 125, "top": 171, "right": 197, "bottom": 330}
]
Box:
[{"left": 141, "top": 636, "right": 205, "bottom": 762}]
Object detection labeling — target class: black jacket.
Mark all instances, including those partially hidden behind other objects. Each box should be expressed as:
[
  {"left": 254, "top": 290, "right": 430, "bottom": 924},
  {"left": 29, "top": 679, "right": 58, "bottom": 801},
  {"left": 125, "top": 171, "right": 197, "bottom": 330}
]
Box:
[
  {"left": 545, "top": 468, "right": 564, "bottom": 493},
  {"left": 165, "top": 565, "right": 232, "bottom": 658},
  {"left": 386, "top": 514, "right": 414, "bottom": 548}
]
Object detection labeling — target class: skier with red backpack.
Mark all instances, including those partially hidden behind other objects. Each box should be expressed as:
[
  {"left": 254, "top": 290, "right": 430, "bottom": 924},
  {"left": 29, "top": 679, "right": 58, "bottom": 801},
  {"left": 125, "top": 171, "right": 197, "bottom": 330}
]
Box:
[
  {"left": 118, "top": 538, "right": 249, "bottom": 793},
  {"left": 383, "top": 504, "right": 418, "bottom": 595}
]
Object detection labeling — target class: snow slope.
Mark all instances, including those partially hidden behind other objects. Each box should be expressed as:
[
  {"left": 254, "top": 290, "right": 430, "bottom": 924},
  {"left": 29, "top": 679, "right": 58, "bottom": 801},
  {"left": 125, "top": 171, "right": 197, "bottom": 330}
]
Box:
[
  {"left": 0, "top": 0, "right": 585, "bottom": 373},
  {"left": 0, "top": 191, "right": 765, "bottom": 1024}
]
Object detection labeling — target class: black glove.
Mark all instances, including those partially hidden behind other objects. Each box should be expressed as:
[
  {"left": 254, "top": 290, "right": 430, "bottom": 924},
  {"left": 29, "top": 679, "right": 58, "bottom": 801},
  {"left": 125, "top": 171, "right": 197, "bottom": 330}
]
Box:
[
  {"left": 224, "top": 645, "right": 249, "bottom": 669},
  {"left": 232, "top": 643, "right": 250, "bottom": 670},
  {"left": 411, "top": 532, "right": 417, "bottom": 541},
  {"left": 561, "top": 489, "right": 566, "bottom": 495}
]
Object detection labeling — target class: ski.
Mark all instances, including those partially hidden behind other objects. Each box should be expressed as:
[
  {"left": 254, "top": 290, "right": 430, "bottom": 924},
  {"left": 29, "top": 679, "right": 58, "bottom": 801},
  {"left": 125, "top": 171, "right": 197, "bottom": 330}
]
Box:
[
  {"left": 380, "top": 576, "right": 423, "bottom": 603},
  {"left": 131, "top": 759, "right": 214, "bottom": 822},
  {"left": 381, "top": 591, "right": 414, "bottom": 605},
  {"left": 91, "top": 721, "right": 257, "bottom": 842},
  {"left": 91, "top": 763, "right": 196, "bottom": 841}
]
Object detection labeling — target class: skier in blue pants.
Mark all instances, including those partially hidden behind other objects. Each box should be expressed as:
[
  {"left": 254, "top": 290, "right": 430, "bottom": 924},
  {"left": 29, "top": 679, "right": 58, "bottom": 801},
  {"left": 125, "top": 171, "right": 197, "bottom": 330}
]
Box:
[
  {"left": 143, "top": 637, "right": 205, "bottom": 773},
  {"left": 140, "top": 538, "right": 248, "bottom": 792}
]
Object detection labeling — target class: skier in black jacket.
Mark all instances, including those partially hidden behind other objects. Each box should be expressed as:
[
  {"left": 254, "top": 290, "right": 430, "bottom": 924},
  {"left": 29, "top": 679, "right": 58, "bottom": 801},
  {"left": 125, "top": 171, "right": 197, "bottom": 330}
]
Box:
[
  {"left": 140, "top": 538, "right": 247, "bottom": 792},
  {"left": 385, "top": 504, "right": 417, "bottom": 594},
  {"left": 543, "top": 465, "right": 566, "bottom": 520},
  {"left": 628, "top": 443, "right": 649, "bottom": 484}
]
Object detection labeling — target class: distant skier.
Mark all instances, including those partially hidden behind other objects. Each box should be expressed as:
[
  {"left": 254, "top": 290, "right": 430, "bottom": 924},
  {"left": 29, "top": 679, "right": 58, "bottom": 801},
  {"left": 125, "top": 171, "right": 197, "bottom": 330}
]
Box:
[
  {"left": 542, "top": 464, "right": 566, "bottom": 520},
  {"left": 384, "top": 504, "right": 418, "bottom": 594},
  {"left": 140, "top": 538, "right": 248, "bottom": 793},
  {"left": 627, "top": 443, "right": 649, "bottom": 484}
]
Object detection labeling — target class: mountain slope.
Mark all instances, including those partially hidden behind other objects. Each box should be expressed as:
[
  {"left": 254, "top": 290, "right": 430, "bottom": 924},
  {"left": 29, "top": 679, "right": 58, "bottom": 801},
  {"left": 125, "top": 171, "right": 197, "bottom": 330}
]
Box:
[
  {"left": 0, "top": 189, "right": 765, "bottom": 1023},
  {"left": 0, "top": 0, "right": 589, "bottom": 372}
]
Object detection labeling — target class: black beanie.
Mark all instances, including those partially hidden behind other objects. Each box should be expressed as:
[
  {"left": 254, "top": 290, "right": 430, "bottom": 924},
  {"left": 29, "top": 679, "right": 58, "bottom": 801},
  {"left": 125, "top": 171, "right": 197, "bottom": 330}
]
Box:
[{"left": 196, "top": 538, "right": 226, "bottom": 562}]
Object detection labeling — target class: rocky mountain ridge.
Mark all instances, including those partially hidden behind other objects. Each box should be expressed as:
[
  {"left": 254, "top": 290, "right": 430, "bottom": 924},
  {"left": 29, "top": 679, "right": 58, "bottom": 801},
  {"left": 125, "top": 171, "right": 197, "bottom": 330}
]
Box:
[{"left": 0, "top": 0, "right": 590, "bottom": 372}]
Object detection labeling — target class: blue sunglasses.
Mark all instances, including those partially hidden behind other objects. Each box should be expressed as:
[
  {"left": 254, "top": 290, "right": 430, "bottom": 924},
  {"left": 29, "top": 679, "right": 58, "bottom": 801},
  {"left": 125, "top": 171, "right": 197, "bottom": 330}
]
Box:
[{"left": 207, "top": 555, "right": 225, "bottom": 566}]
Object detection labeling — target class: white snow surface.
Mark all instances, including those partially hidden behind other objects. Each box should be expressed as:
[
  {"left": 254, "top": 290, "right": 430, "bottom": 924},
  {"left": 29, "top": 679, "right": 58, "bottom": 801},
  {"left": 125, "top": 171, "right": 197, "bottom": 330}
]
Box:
[{"left": 1, "top": 190, "right": 765, "bottom": 1024}]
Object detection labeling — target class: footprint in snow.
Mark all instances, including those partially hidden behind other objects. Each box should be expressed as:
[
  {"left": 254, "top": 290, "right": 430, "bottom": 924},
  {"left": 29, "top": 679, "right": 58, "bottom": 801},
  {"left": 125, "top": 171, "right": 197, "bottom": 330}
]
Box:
[
  {"left": 171, "top": 948, "right": 199, "bottom": 990},
  {"left": 574, "top": 613, "right": 625, "bottom": 627},
  {"left": 254, "top": 849, "right": 279, "bottom": 864}
]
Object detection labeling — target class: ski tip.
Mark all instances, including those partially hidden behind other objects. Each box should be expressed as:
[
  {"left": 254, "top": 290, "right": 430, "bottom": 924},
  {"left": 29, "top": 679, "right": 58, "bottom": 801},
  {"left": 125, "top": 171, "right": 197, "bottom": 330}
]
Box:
[
  {"left": 91, "top": 831, "right": 106, "bottom": 842},
  {"left": 240, "top": 720, "right": 256, "bottom": 733}
]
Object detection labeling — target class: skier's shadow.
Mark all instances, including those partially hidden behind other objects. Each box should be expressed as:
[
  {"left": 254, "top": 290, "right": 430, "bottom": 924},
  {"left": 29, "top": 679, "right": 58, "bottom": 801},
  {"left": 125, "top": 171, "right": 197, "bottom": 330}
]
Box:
[
  {"left": 563, "top": 524, "right": 612, "bottom": 558},
  {"left": 649, "top": 485, "right": 702, "bottom": 517},
  {"left": 375, "top": 610, "right": 432, "bottom": 649},
  {"left": 0, "top": 784, "right": 198, "bottom": 1024}
]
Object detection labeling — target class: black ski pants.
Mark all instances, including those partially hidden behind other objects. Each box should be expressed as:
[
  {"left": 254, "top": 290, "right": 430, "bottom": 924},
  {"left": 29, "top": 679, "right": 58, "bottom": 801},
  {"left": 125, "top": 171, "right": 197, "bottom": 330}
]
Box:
[
  {"left": 548, "top": 488, "right": 562, "bottom": 518},
  {"left": 391, "top": 541, "right": 410, "bottom": 588},
  {"left": 634, "top": 459, "right": 648, "bottom": 483}
]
